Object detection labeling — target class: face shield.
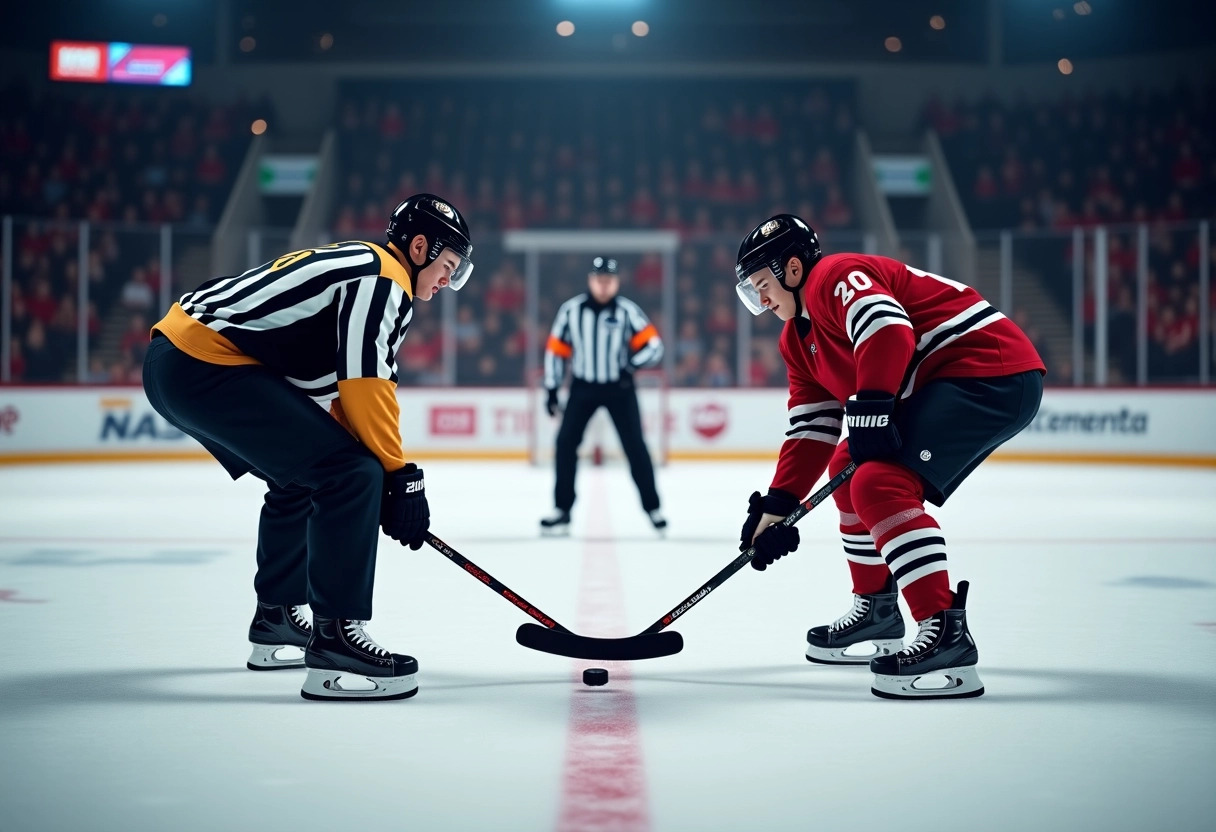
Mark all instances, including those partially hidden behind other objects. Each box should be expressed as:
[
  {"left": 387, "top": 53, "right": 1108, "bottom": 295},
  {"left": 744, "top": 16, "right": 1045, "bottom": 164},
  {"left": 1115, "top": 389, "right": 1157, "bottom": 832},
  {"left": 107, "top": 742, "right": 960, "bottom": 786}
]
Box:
[
  {"left": 734, "top": 262, "right": 776, "bottom": 316},
  {"left": 433, "top": 244, "right": 474, "bottom": 292}
]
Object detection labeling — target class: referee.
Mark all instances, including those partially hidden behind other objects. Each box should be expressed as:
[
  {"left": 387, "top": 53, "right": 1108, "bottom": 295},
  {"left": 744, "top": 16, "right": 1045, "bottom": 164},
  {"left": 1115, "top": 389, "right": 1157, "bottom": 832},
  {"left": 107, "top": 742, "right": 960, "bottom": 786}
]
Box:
[
  {"left": 143, "top": 194, "right": 473, "bottom": 701},
  {"left": 540, "top": 256, "right": 666, "bottom": 535}
]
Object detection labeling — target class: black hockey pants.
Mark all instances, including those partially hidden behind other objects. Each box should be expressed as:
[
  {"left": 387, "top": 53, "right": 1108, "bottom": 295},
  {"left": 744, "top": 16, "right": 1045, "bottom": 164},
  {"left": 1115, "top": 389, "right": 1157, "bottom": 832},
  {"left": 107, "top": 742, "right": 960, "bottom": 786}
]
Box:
[
  {"left": 554, "top": 379, "right": 660, "bottom": 513},
  {"left": 143, "top": 335, "right": 383, "bottom": 620}
]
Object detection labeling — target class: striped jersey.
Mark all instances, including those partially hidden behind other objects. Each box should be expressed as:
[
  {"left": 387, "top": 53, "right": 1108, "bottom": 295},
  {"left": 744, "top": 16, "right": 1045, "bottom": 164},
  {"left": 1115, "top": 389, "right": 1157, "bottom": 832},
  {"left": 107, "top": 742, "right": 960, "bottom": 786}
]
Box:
[
  {"left": 544, "top": 293, "right": 664, "bottom": 388},
  {"left": 770, "top": 252, "right": 1044, "bottom": 498},
  {"left": 151, "top": 240, "right": 415, "bottom": 470}
]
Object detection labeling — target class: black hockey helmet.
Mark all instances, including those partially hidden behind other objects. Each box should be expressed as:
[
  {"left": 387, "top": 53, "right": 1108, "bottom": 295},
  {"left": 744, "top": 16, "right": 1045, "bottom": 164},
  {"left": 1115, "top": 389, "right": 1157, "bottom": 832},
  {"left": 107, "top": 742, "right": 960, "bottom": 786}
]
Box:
[
  {"left": 734, "top": 214, "right": 821, "bottom": 315},
  {"left": 386, "top": 193, "right": 474, "bottom": 290},
  {"left": 590, "top": 256, "right": 619, "bottom": 275}
]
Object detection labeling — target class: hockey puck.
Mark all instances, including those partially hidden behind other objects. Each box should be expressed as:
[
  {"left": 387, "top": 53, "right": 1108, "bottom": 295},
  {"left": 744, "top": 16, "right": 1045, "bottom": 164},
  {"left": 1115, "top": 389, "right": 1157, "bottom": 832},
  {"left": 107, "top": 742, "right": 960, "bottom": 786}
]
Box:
[{"left": 582, "top": 668, "right": 609, "bottom": 686}]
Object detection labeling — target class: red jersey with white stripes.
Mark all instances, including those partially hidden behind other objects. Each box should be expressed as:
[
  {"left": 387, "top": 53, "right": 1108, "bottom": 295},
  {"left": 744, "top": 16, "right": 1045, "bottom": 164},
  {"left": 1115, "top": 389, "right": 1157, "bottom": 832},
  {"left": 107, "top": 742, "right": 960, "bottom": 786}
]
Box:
[{"left": 770, "top": 252, "right": 1044, "bottom": 498}]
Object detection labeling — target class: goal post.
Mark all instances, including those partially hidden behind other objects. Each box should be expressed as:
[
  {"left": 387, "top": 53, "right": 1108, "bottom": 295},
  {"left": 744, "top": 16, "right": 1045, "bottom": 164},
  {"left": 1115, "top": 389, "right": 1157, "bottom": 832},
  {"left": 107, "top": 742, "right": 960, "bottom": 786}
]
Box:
[{"left": 504, "top": 229, "right": 680, "bottom": 468}]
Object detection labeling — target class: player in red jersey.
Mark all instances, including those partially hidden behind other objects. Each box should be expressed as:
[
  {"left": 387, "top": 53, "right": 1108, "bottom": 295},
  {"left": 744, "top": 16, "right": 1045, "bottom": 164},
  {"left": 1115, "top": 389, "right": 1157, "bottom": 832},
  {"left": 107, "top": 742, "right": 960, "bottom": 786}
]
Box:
[{"left": 734, "top": 214, "right": 1044, "bottom": 699}]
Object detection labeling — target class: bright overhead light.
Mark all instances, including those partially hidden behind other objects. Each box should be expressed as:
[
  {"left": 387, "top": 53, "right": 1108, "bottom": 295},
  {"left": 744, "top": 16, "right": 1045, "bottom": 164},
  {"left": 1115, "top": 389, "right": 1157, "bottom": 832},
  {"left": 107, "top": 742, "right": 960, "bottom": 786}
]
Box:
[
  {"left": 884, "top": 36, "right": 902, "bottom": 53},
  {"left": 250, "top": 119, "right": 268, "bottom": 135},
  {"left": 556, "top": 20, "right": 575, "bottom": 37},
  {"left": 631, "top": 20, "right": 649, "bottom": 37},
  {"left": 1058, "top": 58, "right": 1074, "bottom": 75},
  {"left": 929, "top": 15, "right": 945, "bottom": 30},
  {"left": 1073, "top": 1, "right": 1092, "bottom": 15}
]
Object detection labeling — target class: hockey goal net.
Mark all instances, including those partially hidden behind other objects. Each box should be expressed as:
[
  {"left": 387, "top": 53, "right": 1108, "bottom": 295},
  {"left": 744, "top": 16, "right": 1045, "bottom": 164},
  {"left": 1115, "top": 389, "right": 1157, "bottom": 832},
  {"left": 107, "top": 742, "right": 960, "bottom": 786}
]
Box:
[{"left": 528, "top": 369, "right": 670, "bottom": 468}]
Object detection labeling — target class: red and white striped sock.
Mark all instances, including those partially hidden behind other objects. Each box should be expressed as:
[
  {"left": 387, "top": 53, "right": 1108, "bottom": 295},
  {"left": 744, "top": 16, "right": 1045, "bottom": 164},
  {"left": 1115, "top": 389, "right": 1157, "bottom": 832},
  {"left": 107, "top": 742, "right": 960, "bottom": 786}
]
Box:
[
  {"left": 851, "top": 461, "right": 953, "bottom": 621},
  {"left": 831, "top": 463, "right": 890, "bottom": 595}
]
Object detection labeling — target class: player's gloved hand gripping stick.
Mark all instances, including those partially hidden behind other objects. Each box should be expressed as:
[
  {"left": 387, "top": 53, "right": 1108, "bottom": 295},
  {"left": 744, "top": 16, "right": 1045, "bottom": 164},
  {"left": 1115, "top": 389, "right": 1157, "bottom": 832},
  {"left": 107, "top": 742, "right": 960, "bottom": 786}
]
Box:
[
  {"left": 516, "top": 461, "right": 857, "bottom": 660},
  {"left": 426, "top": 534, "right": 683, "bottom": 660}
]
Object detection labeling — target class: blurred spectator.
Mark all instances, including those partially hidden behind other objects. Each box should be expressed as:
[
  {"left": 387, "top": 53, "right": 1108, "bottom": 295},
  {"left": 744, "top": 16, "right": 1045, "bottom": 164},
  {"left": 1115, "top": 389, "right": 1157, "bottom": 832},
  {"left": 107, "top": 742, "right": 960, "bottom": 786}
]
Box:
[
  {"left": 120, "top": 268, "right": 155, "bottom": 311},
  {"left": 120, "top": 314, "right": 150, "bottom": 366},
  {"left": 7, "top": 337, "right": 25, "bottom": 381},
  {"left": 701, "top": 352, "right": 733, "bottom": 387},
  {"left": 23, "top": 321, "right": 59, "bottom": 382}
]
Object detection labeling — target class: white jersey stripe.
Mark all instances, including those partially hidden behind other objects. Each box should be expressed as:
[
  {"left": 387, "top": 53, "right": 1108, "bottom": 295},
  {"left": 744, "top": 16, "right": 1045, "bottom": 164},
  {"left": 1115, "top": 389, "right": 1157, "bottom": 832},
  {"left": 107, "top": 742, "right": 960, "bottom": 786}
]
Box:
[{"left": 343, "top": 279, "right": 375, "bottom": 381}]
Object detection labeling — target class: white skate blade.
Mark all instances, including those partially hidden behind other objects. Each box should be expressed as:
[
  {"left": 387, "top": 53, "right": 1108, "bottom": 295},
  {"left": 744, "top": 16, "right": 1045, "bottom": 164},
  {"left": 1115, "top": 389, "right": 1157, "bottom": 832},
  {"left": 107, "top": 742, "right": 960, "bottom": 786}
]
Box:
[
  {"left": 871, "top": 665, "right": 984, "bottom": 700},
  {"left": 806, "top": 638, "right": 902, "bottom": 665},
  {"left": 246, "top": 643, "right": 306, "bottom": 671},
  {"left": 540, "top": 525, "right": 570, "bottom": 537},
  {"left": 300, "top": 668, "right": 418, "bottom": 702}
]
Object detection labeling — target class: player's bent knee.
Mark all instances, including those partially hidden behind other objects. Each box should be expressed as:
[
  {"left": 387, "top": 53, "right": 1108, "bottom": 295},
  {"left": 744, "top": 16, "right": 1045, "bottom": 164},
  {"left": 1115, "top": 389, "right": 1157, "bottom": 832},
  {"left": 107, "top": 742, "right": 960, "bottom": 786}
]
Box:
[
  {"left": 850, "top": 460, "right": 925, "bottom": 520},
  {"left": 314, "top": 446, "right": 384, "bottom": 495}
]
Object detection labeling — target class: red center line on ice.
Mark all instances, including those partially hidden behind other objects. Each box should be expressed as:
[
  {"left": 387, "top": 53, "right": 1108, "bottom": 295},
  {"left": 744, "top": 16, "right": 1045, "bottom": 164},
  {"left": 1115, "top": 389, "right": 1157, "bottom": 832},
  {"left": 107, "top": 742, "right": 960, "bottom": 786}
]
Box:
[{"left": 556, "top": 470, "right": 651, "bottom": 832}]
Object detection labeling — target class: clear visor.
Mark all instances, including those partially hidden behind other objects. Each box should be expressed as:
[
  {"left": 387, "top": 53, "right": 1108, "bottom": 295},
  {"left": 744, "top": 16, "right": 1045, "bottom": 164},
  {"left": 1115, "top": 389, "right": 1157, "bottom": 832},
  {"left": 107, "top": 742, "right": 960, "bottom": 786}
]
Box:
[
  {"left": 735, "top": 267, "right": 769, "bottom": 316},
  {"left": 440, "top": 248, "right": 474, "bottom": 291}
]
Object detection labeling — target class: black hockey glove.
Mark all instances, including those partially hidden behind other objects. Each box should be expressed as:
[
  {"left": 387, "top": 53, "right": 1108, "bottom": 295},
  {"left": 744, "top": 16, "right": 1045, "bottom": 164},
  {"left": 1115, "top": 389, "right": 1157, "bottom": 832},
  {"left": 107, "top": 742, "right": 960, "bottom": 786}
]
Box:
[
  {"left": 545, "top": 388, "right": 562, "bottom": 418},
  {"left": 751, "top": 523, "right": 800, "bottom": 571},
  {"left": 845, "top": 391, "right": 902, "bottom": 464},
  {"left": 739, "top": 488, "right": 800, "bottom": 552},
  {"left": 381, "top": 463, "right": 429, "bottom": 550}
]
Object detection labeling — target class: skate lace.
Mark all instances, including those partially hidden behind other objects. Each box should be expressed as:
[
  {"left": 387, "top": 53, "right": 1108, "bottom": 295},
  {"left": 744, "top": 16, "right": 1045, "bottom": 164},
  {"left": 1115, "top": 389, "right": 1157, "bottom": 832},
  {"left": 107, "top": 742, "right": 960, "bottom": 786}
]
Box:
[
  {"left": 290, "top": 606, "right": 311, "bottom": 631},
  {"left": 344, "top": 621, "right": 389, "bottom": 656},
  {"left": 899, "top": 617, "right": 941, "bottom": 656},
  {"left": 829, "top": 596, "right": 871, "bottom": 632}
]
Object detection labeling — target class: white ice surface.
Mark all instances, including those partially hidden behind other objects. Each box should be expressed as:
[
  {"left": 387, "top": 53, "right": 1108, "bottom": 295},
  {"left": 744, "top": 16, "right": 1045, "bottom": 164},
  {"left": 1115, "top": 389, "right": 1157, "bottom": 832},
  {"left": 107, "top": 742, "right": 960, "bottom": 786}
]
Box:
[{"left": 1, "top": 460, "right": 1214, "bottom": 832}]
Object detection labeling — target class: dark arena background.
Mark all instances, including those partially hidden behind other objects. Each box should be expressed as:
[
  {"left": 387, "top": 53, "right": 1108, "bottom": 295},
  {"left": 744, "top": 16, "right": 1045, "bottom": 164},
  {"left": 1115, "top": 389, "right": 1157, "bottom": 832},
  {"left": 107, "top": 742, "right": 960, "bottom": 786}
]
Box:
[{"left": 1, "top": 2, "right": 1213, "bottom": 831}]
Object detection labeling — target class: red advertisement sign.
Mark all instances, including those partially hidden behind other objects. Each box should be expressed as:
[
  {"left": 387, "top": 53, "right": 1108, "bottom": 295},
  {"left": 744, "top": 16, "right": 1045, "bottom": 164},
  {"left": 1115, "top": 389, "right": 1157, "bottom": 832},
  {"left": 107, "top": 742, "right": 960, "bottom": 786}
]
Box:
[
  {"left": 429, "top": 406, "right": 476, "bottom": 437},
  {"left": 49, "top": 41, "right": 107, "bottom": 83},
  {"left": 691, "top": 402, "right": 728, "bottom": 440}
]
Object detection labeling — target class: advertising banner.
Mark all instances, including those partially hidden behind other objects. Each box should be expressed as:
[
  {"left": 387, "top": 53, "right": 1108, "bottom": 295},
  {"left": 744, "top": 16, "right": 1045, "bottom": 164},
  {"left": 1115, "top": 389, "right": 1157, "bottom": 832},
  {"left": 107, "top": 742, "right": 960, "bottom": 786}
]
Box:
[
  {"left": 1, "top": 387, "right": 1213, "bottom": 466},
  {"left": 50, "top": 41, "right": 191, "bottom": 86}
]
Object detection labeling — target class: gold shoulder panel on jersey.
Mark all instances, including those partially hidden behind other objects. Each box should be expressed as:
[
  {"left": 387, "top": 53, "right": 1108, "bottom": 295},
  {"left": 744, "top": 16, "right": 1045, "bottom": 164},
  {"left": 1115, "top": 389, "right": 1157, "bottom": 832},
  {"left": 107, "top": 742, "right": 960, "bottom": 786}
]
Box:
[
  {"left": 366, "top": 242, "right": 414, "bottom": 300},
  {"left": 267, "top": 242, "right": 369, "bottom": 273}
]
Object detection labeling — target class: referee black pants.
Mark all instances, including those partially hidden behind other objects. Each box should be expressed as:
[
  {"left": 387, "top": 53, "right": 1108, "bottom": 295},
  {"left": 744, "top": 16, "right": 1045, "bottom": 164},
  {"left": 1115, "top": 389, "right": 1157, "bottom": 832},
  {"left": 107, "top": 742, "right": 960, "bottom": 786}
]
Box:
[
  {"left": 554, "top": 379, "right": 661, "bottom": 513},
  {"left": 142, "top": 335, "right": 383, "bottom": 620}
]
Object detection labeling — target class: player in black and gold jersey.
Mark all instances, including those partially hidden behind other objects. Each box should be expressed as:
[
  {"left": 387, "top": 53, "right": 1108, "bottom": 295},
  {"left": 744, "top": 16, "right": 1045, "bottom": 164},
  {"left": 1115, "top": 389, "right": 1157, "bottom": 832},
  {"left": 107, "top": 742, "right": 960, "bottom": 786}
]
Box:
[{"left": 143, "top": 194, "right": 473, "bottom": 702}]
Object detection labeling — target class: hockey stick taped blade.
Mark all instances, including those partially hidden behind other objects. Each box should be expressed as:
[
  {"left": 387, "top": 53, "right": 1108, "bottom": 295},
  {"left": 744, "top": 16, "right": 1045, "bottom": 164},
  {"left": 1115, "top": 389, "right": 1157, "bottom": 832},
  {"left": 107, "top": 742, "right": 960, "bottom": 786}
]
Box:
[{"left": 515, "top": 623, "right": 683, "bottom": 660}]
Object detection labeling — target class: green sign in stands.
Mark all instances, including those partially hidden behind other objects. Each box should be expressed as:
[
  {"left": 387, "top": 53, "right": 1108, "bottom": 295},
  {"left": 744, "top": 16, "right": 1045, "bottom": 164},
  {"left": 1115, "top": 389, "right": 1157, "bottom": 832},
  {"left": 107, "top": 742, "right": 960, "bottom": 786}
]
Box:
[
  {"left": 872, "top": 155, "right": 932, "bottom": 196},
  {"left": 259, "top": 155, "right": 318, "bottom": 195}
]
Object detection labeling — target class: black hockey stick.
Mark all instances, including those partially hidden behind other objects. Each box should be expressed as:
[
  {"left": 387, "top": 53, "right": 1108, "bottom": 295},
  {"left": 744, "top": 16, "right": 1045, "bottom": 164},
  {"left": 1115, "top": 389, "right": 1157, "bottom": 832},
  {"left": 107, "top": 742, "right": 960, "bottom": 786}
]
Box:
[
  {"left": 516, "top": 461, "right": 857, "bottom": 659},
  {"left": 426, "top": 533, "right": 684, "bottom": 661}
]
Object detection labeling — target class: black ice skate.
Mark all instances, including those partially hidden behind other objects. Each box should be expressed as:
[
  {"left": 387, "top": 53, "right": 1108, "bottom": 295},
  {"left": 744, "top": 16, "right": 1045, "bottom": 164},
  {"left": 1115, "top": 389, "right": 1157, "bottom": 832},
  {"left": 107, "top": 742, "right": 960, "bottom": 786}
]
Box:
[
  {"left": 247, "top": 602, "right": 312, "bottom": 671},
  {"left": 869, "top": 580, "right": 984, "bottom": 700},
  {"left": 806, "top": 577, "right": 904, "bottom": 664},
  {"left": 540, "top": 509, "right": 571, "bottom": 536},
  {"left": 647, "top": 509, "right": 667, "bottom": 536},
  {"left": 300, "top": 617, "right": 418, "bottom": 702}
]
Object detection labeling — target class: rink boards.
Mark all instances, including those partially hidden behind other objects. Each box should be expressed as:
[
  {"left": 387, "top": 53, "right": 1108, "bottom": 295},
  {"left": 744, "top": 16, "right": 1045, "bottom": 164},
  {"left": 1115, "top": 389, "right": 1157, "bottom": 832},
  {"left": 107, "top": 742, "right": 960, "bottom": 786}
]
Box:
[{"left": 1, "top": 386, "right": 1214, "bottom": 467}]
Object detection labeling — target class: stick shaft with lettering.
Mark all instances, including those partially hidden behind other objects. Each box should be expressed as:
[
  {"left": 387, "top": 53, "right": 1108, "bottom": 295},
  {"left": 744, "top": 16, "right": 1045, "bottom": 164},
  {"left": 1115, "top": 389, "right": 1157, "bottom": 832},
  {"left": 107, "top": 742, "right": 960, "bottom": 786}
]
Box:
[
  {"left": 637, "top": 462, "right": 856, "bottom": 634},
  {"left": 518, "top": 462, "right": 856, "bottom": 659}
]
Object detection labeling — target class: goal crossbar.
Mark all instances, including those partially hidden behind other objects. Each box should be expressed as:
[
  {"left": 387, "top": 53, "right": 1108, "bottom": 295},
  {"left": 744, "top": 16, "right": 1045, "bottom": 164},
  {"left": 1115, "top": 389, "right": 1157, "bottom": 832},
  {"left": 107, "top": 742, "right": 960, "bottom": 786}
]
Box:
[{"left": 503, "top": 229, "right": 681, "bottom": 254}]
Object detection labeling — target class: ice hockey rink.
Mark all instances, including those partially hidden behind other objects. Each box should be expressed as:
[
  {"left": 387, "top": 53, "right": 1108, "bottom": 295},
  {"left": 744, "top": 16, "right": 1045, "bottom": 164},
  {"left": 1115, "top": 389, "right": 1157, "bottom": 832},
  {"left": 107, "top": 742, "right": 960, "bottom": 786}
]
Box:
[{"left": 1, "top": 458, "right": 1214, "bottom": 832}]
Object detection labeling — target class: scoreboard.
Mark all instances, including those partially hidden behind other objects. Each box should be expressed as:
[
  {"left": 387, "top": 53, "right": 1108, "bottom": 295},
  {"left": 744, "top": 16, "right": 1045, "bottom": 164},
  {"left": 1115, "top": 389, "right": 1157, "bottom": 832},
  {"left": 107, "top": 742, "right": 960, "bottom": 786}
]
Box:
[{"left": 49, "top": 41, "right": 192, "bottom": 86}]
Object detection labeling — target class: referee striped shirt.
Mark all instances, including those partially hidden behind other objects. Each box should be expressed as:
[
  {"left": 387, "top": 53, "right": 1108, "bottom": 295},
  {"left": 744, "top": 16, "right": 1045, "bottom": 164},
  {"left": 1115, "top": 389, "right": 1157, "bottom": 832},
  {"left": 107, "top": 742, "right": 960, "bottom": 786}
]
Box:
[
  {"left": 544, "top": 294, "right": 663, "bottom": 388},
  {"left": 151, "top": 240, "right": 415, "bottom": 470}
]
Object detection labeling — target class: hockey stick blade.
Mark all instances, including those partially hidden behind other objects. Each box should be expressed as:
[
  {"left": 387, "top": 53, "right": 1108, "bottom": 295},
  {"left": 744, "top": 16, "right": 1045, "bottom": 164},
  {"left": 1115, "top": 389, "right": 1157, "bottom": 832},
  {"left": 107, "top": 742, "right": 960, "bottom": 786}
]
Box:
[{"left": 515, "top": 623, "right": 684, "bottom": 661}]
